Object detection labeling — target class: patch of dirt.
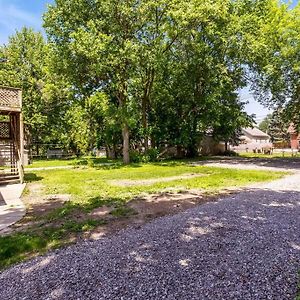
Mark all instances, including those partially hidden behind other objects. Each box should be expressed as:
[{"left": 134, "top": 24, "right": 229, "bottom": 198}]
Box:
[
  {"left": 129, "top": 191, "right": 208, "bottom": 217},
  {"left": 11, "top": 183, "right": 71, "bottom": 231},
  {"left": 88, "top": 206, "right": 112, "bottom": 218},
  {"left": 22, "top": 193, "right": 71, "bottom": 218},
  {"left": 83, "top": 189, "right": 237, "bottom": 241},
  {"left": 9, "top": 182, "right": 237, "bottom": 247},
  {"left": 108, "top": 173, "right": 207, "bottom": 187},
  {"left": 25, "top": 183, "right": 43, "bottom": 197}
]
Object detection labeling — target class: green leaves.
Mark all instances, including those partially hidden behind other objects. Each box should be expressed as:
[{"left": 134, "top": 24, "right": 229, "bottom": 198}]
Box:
[
  {"left": 1, "top": 0, "right": 297, "bottom": 159},
  {"left": 0, "top": 28, "right": 48, "bottom": 143}
]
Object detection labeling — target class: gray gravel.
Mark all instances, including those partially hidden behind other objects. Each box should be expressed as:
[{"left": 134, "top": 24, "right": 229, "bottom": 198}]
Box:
[{"left": 1, "top": 162, "right": 300, "bottom": 299}]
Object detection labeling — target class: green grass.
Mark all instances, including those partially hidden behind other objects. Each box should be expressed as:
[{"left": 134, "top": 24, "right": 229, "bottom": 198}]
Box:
[
  {"left": 0, "top": 219, "right": 106, "bottom": 269},
  {"left": 34, "top": 163, "right": 285, "bottom": 203},
  {"left": 25, "top": 157, "right": 119, "bottom": 169},
  {"left": 25, "top": 153, "right": 300, "bottom": 170},
  {"left": 110, "top": 206, "right": 137, "bottom": 217},
  {"left": 0, "top": 160, "right": 286, "bottom": 270},
  {"left": 239, "top": 152, "right": 300, "bottom": 159}
]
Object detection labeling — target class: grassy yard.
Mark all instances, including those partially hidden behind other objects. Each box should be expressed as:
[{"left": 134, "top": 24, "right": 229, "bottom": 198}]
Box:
[
  {"left": 239, "top": 152, "right": 300, "bottom": 159},
  {"left": 29, "top": 162, "right": 284, "bottom": 201},
  {"left": 25, "top": 157, "right": 119, "bottom": 168},
  {"left": 25, "top": 153, "right": 300, "bottom": 169},
  {"left": 0, "top": 160, "right": 286, "bottom": 270}
]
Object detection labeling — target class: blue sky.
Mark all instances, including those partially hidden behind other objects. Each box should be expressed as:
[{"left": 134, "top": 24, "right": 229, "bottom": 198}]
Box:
[
  {"left": 0, "top": 0, "right": 53, "bottom": 44},
  {"left": 0, "top": 0, "right": 298, "bottom": 120}
]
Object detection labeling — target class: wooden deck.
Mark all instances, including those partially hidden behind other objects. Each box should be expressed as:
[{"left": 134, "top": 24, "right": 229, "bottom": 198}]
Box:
[{"left": 0, "top": 86, "right": 24, "bottom": 184}]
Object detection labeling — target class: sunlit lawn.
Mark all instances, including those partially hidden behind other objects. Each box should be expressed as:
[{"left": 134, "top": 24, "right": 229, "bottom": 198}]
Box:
[
  {"left": 25, "top": 157, "right": 119, "bottom": 168},
  {"left": 0, "top": 160, "right": 286, "bottom": 270},
  {"left": 32, "top": 162, "right": 285, "bottom": 204},
  {"left": 239, "top": 152, "right": 300, "bottom": 159}
]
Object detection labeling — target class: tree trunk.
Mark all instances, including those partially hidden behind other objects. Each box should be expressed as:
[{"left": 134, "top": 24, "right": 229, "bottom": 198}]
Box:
[
  {"left": 122, "top": 123, "right": 130, "bottom": 164},
  {"left": 176, "top": 145, "right": 185, "bottom": 158},
  {"left": 106, "top": 145, "right": 116, "bottom": 159},
  {"left": 225, "top": 141, "right": 228, "bottom": 152},
  {"left": 142, "top": 68, "right": 155, "bottom": 152},
  {"left": 117, "top": 82, "right": 130, "bottom": 164},
  {"left": 142, "top": 100, "right": 148, "bottom": 152},
  {"left": 186, "top": 144, "right": 197, "bottom": 158}
]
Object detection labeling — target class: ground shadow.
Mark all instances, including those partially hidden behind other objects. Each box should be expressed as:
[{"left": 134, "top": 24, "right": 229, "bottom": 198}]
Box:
[
  {"left": 94, "top": 163, "right": 142, "bottom": 170},
  {"left": 0, "top": 191, "right": 5, "bottom": 206},
  {"left": 24, "top": 173, "right": 43, "bottom": 183}
]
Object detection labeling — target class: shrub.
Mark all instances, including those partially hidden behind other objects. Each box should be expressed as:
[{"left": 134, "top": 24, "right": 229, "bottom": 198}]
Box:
[
  {"left": 145, "top": 148, "right": 159, "bottom": 162},
  {"left": 221, "top": 150, "right": 239, "bottom": 157},
  {"left": 129, "top": 150, "right": 142, "bottom": 163},
  {"left": 129, "top": 148, "right": 160, "bottom": 163}
]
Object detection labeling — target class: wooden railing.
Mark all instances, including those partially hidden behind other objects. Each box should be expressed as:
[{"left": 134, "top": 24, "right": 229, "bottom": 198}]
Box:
[
  {"left": 10, "top": 118, "right": 24, "bottom": 183},
  {"left": 0, "top": 86, "right": 22, "bottom": 110}
]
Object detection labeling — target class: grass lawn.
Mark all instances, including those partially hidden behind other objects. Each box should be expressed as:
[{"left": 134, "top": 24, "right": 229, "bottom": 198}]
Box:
[
  {"left": 30, "top": 163, "right": 285, "bottom": 201},
  {"left": 25, "top": 157, "right": 119, "bottom": 168},
  {"left": 0, "top": 160, "right": 286, "bottom": 270},
  {"left": 25, "top": 153, "right": 300, "bottom": 169},
  {"left": 239, "top": 152, "right": 300, "bottom": 159}
]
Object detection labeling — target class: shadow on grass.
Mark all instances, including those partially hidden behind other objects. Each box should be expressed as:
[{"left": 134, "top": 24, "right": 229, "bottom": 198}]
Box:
[
  {"left": 94, "top": 158, "right": 208, "bottom": 170},
  {"left": 0, "top": 218, "right": 107, "bottom": 270},
  {"left": 94, "top": 163, "right": 142, "bottom": 170},
  {"left": 24, "top": 173, "right": 43, "bottom": 183},
  {"left": 43, "top": 195, "right": 127, "bottom": 222},
  {"left": 0, "top": 194, "right": 133, "bottom": 270}
]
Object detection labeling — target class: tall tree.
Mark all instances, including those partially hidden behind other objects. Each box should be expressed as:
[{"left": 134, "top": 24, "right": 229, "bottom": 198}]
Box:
[
  {"left": 0, "top": 28, "right": 47, "bottom": 147},
  {"left": 42, "top": 0, "right": 292, "bottom": 160},
  {"left": 248, "top": 1, "right": 299, "bottom": 128},
  {"left": 267, "top": 109, "right": 290, "bottom": 143},
  {"left": 44, "top": 0, "right": 150, "bottom": 163},
  {"left": 259, "top": 114, "right": 272, "bottom": 133}
]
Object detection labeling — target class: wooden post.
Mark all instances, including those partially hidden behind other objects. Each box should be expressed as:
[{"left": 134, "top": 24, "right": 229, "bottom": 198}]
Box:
[
  {"left": 18, "top": 89, "right": 22, "bottom": 108},
  {"left": 18, "top": 90, "right": 24, "bottom": 183},
  {"left": 19, "top": 113, "right": 24, "bottom": 162},
  {"left": 19, "top": 116, "right": 24, "bottom": 183}
]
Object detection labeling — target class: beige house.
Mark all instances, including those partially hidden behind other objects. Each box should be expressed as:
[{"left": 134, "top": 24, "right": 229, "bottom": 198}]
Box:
[{"left": 232, "top": 127, "right": 272, "bottom": 152}]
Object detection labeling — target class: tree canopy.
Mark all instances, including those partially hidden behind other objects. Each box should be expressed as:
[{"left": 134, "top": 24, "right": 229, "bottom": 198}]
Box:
[{"left": 0, "top": 0, "right": 298, "bottom": 162}]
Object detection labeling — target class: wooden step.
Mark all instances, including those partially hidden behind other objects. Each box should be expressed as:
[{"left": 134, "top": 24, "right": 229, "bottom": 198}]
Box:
[
  {"left": 0, "top": 179, "right": 20, "bottom": 185},
  {"left": 0, "top": 175, "right": 20, "bottom": 185}
]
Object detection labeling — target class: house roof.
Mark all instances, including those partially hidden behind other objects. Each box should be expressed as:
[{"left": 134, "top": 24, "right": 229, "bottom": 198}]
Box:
[{"left": 242, "top": 127, "right": 270, "bottom": 138}]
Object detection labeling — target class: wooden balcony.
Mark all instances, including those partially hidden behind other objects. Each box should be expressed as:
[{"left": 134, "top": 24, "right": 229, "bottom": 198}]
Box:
[
  {"left": 0, "top": 86, "right": 24, "bottom": 183},
  {"left": 0, "top": 86, "right": 22, "bottom": 113}
]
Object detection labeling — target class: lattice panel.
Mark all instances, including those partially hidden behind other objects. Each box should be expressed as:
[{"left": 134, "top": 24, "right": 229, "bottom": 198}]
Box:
[
  {"left": 0, "top": 122, "right": 11, "bottom": 139},
  {"left": 0, "top": 87, "right": 20, "bottom": 108}
]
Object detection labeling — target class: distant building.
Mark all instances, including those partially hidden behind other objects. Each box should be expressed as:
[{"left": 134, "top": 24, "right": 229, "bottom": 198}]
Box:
[
  {"left": 288, "top": 124, "right": 300, "bottom": 149},
  {"left": 232, "top": 127, "right": 272, "bottom": 152}
]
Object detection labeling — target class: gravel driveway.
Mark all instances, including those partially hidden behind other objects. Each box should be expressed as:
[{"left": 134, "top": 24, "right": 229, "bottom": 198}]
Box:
[{"left": 0, "top": 160, "right": 300, "bottom": 300}]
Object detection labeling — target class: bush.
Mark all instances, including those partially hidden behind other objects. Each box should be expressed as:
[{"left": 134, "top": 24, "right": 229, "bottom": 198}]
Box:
[
  {"left": 129, "top": 149, "right": 160, "bottom": 163},
  {"left": 87, "top": 158, "right": 95, "bottom": 167},
  {"left": 129, "top": 150, "right": 142, "bottom": 163},
  {"left": 221, "top": 150, "right": 239, "bottom": 157},
  {"left": 145, "top": 148, "right": 159, "bottom": 162}
]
